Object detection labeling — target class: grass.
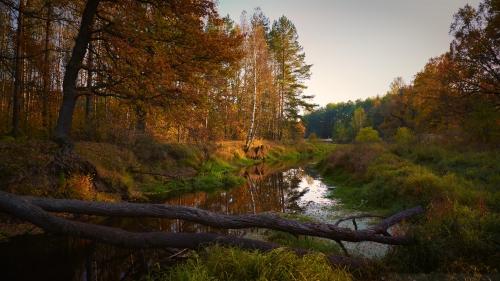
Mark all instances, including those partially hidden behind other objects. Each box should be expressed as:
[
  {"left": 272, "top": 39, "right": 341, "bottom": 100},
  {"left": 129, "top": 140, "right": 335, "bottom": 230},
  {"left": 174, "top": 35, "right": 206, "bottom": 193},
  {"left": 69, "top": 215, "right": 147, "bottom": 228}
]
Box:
[
  {"left": 248, "top": 229, "right": 341, "bottom": 254},
  {"left": 140, "top": 172, "right": 245, "bottom": 199},
  {"left": 317, "top": 142, "right": 500, "bottom": 274},
  {"left": 0, "top": 136, "right": 334, "bottom": 201},
  {"left": 141, "top": 245, "right": 353, "bottom": 281}
]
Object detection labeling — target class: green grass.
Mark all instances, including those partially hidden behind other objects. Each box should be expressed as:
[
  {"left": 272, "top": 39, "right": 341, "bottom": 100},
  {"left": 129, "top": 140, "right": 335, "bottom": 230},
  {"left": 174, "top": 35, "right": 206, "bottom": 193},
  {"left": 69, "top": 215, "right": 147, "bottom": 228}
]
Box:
[
  {"left": 317, "top": 143, "right": 500, "bottom": 273},
  {"left": 141, "top": 173, "right": 245, "bottom": 198},
  {"left": 142, "top": 245, "right": 353, "bottom": 281}
]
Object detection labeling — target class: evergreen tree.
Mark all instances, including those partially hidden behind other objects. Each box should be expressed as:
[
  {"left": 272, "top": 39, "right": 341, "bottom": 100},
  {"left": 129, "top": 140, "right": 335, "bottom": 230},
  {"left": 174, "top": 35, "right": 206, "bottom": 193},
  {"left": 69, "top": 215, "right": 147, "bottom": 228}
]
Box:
[{"left": 269, "top": 16, "right": 313, "bottom": 140}]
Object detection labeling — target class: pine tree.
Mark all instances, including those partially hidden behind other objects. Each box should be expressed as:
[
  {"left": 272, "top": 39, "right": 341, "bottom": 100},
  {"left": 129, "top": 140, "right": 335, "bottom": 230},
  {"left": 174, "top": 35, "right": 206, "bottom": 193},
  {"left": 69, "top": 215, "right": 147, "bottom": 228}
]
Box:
[{"left": 269, "top": 16, "right": 313, "bottom": 140}]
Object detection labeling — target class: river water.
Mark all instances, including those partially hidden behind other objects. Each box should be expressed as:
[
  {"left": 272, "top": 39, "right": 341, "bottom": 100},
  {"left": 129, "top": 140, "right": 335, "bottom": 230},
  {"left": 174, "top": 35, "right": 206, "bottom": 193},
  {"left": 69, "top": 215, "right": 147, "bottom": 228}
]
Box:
[{"left": 0, "top": 160, "right": 386, "bottom": 281}]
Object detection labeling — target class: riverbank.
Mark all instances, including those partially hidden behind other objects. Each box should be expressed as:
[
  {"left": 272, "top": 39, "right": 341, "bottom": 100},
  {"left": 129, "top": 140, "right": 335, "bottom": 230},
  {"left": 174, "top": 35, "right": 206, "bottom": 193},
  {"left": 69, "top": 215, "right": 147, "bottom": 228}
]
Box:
[
  {"left": 316, "top": 142, "right": 500, "bottom": 275},
  {"left": 0, "top": 138, "right": 333, "bottom": 201},
  {"left": 0, "top": 138, "right": 334, "bottom": 238}
]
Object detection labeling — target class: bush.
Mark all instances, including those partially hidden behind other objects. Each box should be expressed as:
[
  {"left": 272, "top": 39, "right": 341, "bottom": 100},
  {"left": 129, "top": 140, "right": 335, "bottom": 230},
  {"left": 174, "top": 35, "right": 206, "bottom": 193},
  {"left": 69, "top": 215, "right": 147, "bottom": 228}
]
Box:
[
  {"left": 394, "top": 127, "right": 415, "bottom": 144},
  {"left": 307, "top": 132, "right": 319, "bottom": 143},
  {"left": 355, "top": 127, "right": 381, "bottom": 143},
  {"left": 321, "top": 144, "right": 387, "bottom": 177},
  {"left": 388, "top": 200, "right": 500, "bottom": 273}
]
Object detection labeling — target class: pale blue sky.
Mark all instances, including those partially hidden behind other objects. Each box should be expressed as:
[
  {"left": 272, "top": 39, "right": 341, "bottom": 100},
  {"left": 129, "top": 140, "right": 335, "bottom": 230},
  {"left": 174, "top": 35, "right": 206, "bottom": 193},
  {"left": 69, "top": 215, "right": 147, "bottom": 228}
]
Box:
[{"left": 216, "top": 0, "right": 482, "bottom": 107}]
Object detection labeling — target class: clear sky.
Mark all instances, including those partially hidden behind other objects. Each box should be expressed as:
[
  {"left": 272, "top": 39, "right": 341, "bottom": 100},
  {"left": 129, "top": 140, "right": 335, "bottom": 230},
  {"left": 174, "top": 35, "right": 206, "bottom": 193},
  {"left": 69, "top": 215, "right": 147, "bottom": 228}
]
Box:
[{"left": 216, "top": 0, "right": 483, "bottom": 107}]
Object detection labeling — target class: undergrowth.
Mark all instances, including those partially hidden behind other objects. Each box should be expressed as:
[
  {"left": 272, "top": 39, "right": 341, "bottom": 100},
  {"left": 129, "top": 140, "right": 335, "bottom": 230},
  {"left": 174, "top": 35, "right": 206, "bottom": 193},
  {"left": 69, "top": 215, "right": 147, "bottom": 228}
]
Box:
[{"left": 317, "top": 142, "right": 500, "bottom": 274}]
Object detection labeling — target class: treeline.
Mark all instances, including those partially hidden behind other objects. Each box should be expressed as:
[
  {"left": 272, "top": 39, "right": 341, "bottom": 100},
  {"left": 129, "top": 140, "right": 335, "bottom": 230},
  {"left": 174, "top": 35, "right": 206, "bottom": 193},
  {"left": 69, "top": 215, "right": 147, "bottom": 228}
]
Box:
[
  {"left": 305, "top": 0, "right": 500, "bottom": 145},
  {"left": 0, "top": 0, "right": 313, "bottom": 147}
]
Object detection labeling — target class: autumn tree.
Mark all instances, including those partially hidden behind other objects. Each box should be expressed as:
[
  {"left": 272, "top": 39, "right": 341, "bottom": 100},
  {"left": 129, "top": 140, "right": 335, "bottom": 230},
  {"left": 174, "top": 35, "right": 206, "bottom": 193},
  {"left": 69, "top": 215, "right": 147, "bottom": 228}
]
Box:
[
  {"left": 52, "top": 0, "right": 243, "bottom": 148},
  {"left": 413, "top": 55, "right": 469, "bottom": 136},
  {"left": 240, "top": 8, "right": 275, "bottom": 150},
  {"left": 350, "top": 107, "right": 366, "bottom": 135},
  {"left": 0, "top": 0, "right": 75, "bottom": 139},
  {"left": 378, "top": 77, "right": 419, "bottom": 138},
  {"left": 448, "top": 1, "right": 500, "bottom": 108}
]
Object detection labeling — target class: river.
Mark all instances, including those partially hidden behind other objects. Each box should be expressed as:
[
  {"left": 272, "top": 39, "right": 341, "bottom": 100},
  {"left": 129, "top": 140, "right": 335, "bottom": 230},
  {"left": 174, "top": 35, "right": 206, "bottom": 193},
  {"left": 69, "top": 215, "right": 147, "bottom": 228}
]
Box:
[{"left": 0, "top": 160, "right": 385, "bottom": 280}]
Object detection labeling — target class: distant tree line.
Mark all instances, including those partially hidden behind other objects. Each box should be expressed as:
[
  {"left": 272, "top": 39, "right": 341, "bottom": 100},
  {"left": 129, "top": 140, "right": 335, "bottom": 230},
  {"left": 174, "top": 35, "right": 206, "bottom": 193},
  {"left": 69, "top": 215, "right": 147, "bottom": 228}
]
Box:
[{"left": 305, "top": 0, "right": 500, "bottom": 145}]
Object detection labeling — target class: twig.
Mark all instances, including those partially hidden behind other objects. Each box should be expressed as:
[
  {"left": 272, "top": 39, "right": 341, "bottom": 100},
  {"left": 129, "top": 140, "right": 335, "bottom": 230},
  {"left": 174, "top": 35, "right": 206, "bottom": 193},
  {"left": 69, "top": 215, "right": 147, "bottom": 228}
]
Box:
[
  {"left": 334, "top": 214, "right": 386, "bottom": 227},
  {"left": 335, "top": 240, "right": 350, "bottom": 257},
  {"left": 134, "top": 218, "right": 156, "bottom": 232},
  {"left": 129, "top": 170, "right": 195, "bottom": 178},
  {"left": 153, "top": 248, "right": 190, "bottom": 266}
]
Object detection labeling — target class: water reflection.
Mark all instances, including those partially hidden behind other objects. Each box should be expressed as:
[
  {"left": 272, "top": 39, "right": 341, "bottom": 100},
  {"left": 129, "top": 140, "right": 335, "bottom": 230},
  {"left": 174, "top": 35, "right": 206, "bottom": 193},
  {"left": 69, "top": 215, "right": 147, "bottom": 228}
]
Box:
[{"left": 0, "top": 160, "right": 335, "bottom": 281}]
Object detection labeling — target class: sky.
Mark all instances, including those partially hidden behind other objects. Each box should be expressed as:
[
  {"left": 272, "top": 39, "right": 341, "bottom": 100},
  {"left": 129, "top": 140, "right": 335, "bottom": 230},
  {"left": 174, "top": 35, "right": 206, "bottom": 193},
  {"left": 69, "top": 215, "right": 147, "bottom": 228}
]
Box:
[{"left": 216, "top": 0, "right": 483, "bottom": 108}]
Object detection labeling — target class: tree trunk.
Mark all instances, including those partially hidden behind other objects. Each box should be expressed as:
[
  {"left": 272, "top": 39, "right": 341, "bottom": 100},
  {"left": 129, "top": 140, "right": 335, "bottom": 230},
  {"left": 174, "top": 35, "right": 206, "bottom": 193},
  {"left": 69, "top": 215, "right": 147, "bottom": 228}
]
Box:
[
  {"left": 245, "top": 32, "right": 258, "bottom": 151},
  {"left": 0, "top": 190, "right": 426, "bottom": 269},
  {"left": 54, "top": 0, "right": 100, "bottom": 147},
  {"left": 86, "top": 42, "right": 93, "bottom": 141},
  {"left": 42, "top": 1, "right": 52, "bottom": 139},
  {"left": 12, "top": 0, "right": 24, "bottom": 139},
  {"left": 135, "top": 104, "right": 147, "bottom": 132}
]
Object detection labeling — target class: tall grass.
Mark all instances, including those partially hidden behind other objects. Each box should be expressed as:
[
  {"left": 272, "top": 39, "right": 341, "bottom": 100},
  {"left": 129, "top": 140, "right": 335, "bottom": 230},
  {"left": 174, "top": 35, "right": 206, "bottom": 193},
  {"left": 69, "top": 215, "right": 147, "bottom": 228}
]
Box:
[{"left": 142, "top": 246, "right": 352, "bottom": 281}]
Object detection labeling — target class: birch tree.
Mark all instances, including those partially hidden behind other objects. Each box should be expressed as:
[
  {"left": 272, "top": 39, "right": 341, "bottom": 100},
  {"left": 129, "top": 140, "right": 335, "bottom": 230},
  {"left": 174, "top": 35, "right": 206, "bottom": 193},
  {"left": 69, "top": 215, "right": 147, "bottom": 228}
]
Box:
[{"left": 243, "top": 8, "right": 273, "bottom": 150}]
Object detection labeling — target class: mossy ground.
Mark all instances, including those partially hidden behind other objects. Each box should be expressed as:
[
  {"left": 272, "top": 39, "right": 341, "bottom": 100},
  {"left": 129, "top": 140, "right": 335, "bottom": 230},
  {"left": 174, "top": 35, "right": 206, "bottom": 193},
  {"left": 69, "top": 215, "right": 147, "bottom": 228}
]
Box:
[{"left": 0, "top": 138, "right": 331, "bottom": 199}]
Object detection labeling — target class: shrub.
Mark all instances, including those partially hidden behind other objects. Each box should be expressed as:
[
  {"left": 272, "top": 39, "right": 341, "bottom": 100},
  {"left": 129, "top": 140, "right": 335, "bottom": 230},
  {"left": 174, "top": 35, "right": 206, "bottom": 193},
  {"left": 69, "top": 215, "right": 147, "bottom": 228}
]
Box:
[
  {"left": 388, "top": 200, "right": 500, "bottom": 273},
  {"left": 307, "top": 132, "right": 319, "bottom": 143},
  {"left": 394, "top": 127, "right": 415, "bottom": 144},
  {"left": 321, "top": 144, "right": 387, "bottom": 177},
  {"left": 355, "top": 127, "right": 381, "bottom": 143}
]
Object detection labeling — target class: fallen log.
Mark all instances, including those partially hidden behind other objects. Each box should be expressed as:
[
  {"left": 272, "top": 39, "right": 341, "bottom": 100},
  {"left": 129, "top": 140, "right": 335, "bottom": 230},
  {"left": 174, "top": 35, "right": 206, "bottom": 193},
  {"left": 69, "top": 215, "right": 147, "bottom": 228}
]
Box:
[
  {"left": 23, "top": 194, "right": 424, "bottom": 245},
  {"left": 0, "top": 190, "right": 424, "bottom": 268},
  {"left": 0, "top": 190, "right": 364, "bottom": 267}
]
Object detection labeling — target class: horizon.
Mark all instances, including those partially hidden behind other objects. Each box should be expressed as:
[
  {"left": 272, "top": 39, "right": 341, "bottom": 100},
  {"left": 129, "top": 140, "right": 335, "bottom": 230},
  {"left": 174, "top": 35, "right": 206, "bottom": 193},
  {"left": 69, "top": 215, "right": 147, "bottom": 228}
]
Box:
[{"left": 217, "top": 0, "right": 483, "bottom": 108}]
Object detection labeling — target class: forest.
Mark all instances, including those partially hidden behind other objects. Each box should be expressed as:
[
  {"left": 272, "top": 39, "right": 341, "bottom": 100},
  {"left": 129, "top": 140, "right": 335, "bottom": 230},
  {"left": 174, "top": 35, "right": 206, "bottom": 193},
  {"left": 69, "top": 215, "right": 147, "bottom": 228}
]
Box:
[
  {"left": 1, "top": 0, "right": 500, "bottom": 280},
  {"left": 305, "top": 0, "right": 500, "bottom": 146},
  {"left": 0, "top": 0, "right": 313, "bottom": 148}
]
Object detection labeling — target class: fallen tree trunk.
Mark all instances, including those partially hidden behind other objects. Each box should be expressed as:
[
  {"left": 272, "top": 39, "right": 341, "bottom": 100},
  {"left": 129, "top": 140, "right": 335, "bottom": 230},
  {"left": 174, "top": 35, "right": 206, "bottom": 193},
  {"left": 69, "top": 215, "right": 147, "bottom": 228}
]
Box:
[
  {"left": 0, "top": 190, "right": 424, "bottom": 268},
  {"left": 0, "top": 191, "right": 365, "bottom": 267},
  {"left": 23, "top": 195, "right": 423, "bottom": 245}
]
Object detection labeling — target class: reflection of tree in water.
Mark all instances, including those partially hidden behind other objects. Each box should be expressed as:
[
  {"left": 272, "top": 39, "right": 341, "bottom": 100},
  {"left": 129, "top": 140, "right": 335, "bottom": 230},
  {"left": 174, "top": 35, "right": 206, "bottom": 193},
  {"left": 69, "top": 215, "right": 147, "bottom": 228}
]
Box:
[
  {"left": 281, "top": 168, "right": 309, "bottom": 213},
  {"left": 245, "top": 165, "right": 309, "bottom": 214},
  {"left": 0, "top": 232, "right": 162, "bottom": 281}
]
